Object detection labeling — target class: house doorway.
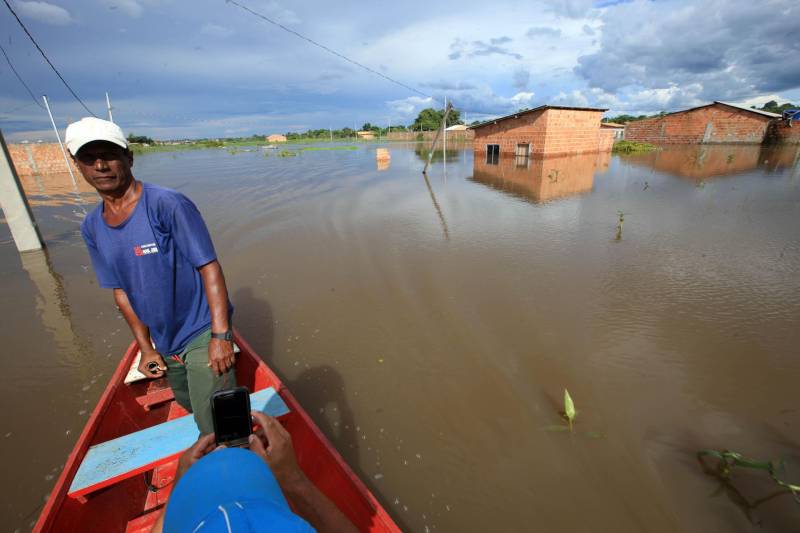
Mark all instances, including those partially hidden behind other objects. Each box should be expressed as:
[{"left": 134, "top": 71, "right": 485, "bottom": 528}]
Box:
[{"left": 515, "top": 143, "right": 530, "bottom": 157}]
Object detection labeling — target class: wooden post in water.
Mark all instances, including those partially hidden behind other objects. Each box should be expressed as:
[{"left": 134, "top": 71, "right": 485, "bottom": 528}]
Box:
[{"left": 0, "top": 129, "right": 44, "bottom": 252}]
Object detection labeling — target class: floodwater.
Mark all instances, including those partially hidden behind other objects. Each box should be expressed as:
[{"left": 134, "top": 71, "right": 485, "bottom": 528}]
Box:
[{"left": 1, "top": 142, "right": 799, "bottom": 532}]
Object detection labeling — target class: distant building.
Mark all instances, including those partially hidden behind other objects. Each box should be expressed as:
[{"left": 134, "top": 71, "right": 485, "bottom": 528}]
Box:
[
  {"left": 445, "top": 124, "right": 468, "bottom": 131},
  {"left": 266, "top": 134, "right": 287, "bottom": 143},
  {"left": 468, "top": 105, "right": 613, "bottom": 157},
  {"left": 356, "top": 131, "right": 375, "bottom": 140},
  {"left": 625, "top": 102, "right": 780, "bottom": 145},
  {"left": 600, "top": 121, "right": 625, "bottom": 140}
]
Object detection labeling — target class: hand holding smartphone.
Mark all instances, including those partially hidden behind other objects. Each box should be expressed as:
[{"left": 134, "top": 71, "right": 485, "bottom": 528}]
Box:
[{"left": 210, "top": 386, "right": 252, "bottom": 447}]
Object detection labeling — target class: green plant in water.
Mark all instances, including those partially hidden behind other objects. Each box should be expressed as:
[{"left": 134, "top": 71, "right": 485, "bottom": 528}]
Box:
[
  {"left": 698, "top": 450, "right": 800, "bottom": 501},
  {"left": 563, "top": 388, "right": 576, "bottom": 431},
  {"left": 615, "top": 211, "right": 626, "bottom": 241},
  {"left": 278, "top": 150, "right": 297, "bottom": 157},
  {"left": 612, "top": 140, "right": 658, "bottom": 154}
]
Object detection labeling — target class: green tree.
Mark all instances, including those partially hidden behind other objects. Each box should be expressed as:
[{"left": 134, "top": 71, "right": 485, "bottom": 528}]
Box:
[
  {"left": 412, "top": 107, "right": 462, "bottom": 131},
  {"left": 126, "top": 133, "right": 154, "bottom": 144}
]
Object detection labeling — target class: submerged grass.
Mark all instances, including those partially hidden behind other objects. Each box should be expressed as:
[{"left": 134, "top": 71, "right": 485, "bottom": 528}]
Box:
[{"left": 612, "top": 140, "right": 658, "bottom": 154}]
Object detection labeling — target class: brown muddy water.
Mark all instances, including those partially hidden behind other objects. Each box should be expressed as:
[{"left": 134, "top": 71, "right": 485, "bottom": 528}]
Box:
[{"left": 1, "top": 143, "right": 799, "bottom": 532}]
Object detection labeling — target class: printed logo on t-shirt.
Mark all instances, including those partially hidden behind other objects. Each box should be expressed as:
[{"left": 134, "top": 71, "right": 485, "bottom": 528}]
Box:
[{"left": 133, "top": 243, "right": 159, "bottom": 256}]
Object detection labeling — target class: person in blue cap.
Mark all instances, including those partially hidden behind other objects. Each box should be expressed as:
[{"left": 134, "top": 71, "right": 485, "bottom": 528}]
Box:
[{"left": 151, "top": 411, "right": 357, "bottom": 533}]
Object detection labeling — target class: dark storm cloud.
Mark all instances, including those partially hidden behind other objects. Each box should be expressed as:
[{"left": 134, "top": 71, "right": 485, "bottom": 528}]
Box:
[{"left": 575, "top": 0, "right": 800, "bottom": 100}]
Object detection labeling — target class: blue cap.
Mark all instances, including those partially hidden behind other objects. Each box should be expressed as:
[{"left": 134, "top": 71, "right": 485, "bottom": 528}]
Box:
[{"left": 164, "top": 447, "right": 314, "bottom": 532}]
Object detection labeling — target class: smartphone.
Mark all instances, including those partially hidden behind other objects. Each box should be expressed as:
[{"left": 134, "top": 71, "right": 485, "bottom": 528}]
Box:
[{"left": 210, "top": 386, "right": 252, "bottom": 447}]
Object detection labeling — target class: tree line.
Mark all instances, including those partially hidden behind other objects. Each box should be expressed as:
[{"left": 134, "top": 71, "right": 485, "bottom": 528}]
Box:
[{"left": 284, "top": 107, "right": 465, "bottom": 140}]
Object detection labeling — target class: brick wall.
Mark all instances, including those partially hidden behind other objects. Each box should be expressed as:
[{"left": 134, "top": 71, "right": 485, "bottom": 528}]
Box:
[
  {"left": 542, "top": 108, "right": 605, "bottom": 156},
  {"left": 471, "top": 151, "right": 608, "bottom": 202},
  {"left": 8, "top": 143, "right": 81, "bottom": 177},
  {"left": 472, "top": 108, "right": 549, "bottom": 156},
  {"left": 472, "top": 108, "right": 608, "bottom": 157},
  {"left": 765, "top": 121, "right": 800, "bottom": 144},
  {"left": 598, "top": 128, "right": 615, "bottom": 152},
  {"left": 625, "top": 104, "right": 772, "bottom": 145}
]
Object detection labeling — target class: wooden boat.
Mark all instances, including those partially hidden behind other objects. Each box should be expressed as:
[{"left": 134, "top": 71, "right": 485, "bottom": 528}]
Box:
[{"left": 34, "top": 331, "right": 401, "bottom": 532}]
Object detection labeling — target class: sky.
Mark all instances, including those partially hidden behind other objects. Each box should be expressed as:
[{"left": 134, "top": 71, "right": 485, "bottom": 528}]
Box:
[{"left": 1, "top": 0, "right": 798, "bottom": 141}]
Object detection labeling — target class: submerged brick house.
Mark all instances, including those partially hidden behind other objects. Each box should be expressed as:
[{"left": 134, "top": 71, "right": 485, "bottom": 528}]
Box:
[
  {"left": 469, "top": 105, "right": 613, "bottom": 158},
  {"left": 625, "top": 102, "right": 781, "bottom": 145}
]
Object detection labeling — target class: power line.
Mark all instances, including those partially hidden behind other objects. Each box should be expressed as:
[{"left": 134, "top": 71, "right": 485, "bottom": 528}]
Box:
[
  {"left": 0, "top": 42, "right": 44, "bottom": 109},
  {"left": 2, "top": 0, "right": 96, "bottom": 117},
  {"left": 226, "top": 0, "right": 439, "bottom": 104}
]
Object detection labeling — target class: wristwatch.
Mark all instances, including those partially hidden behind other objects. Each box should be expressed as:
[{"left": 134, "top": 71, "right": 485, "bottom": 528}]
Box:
[{"left": 211, "top": 329, "right": 233, "bottom": 341}]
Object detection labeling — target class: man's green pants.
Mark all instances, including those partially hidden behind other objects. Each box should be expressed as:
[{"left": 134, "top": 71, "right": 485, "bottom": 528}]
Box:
[{"left": 164, "top": 328, "right": 236, "bottom": 435}]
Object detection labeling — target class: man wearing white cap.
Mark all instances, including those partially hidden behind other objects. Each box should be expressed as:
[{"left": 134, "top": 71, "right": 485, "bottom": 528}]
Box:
[{"left": 66, "top": 117, "right": 236, "bottom": 434}]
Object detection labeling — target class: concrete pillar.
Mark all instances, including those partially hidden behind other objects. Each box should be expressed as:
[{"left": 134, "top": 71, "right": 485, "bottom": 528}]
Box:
[{"left": 0, "top": 129, "right": 44, "bottom": 252}]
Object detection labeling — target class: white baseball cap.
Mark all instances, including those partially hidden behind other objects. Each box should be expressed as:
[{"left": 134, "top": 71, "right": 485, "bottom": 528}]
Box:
[{"left": 65, "top": 117, "right": 128, "bottom": 156}]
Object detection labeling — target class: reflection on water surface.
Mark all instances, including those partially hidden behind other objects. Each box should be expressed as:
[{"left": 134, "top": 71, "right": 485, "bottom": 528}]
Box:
[{"left": 1, "top": 143, "right": 799, "bottom": 532}]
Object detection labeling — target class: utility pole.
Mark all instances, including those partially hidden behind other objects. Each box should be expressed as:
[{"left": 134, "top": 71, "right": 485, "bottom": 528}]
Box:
[
  {"left": 105, "top": 92, "right": 114, "bottom": 123},
  {"left": 329, "top": 126, "right": 333, "bottom": 143},
  {"left": 42, "top": 95, "right": 78, "bottom": 189},
  {"left": 0, "top": 130, "right": 44, "bottom": 252},
  {"left": 423, "top": 101, "right": 453, "bottom": 174},
  {"left": 443, "top": 95, "right": 447, "bottom": 156}
]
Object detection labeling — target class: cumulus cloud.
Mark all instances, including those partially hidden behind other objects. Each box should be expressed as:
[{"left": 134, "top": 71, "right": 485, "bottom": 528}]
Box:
[
  {"left": 388, "top": 87, "right": 538, "bottom": 122},
  {"left": 575, "top": 0, "right": 800, "bottom": 106},
  {"left": 547, "top": 0, "right": 595, "bottom": 18},
  {"left": 448, "top": 37, "right": 523, "bottom": 60},
  {"left": 581, "top": 24, "right": 595, "bottom": 36},
  {"left": 13, "top": 1, "right": 72, "bottom": 25},
  {"left": 526, "top": 26, "right": 562, "bottom": 38},
  {"left": 421, "top": 81, "right": 478, "bottom": 91},
  {"left": 387, "top": 96, "right": 435, "bottom": 117}
]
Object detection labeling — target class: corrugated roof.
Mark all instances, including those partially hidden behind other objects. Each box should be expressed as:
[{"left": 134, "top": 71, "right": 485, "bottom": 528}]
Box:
[
  {"left": 714, "top": 101, "right": 781, "bottom": 118},
  {"left": 601, "top": 122, "right": 626, "bottom": 128},
  {"left": 468, "top": 104, "right": 608, "bottom": 129}
]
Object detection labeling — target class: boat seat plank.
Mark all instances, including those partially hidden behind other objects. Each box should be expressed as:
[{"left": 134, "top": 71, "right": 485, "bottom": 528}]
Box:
[
  {"left": 125, "top": 508, "right": 162, "bottom": 533},
  {"left": 68, "top": 387, "right": 289, "bottom": 500},
  {"left": 135, "top": 387, "right": 174, "bottom": 411}
]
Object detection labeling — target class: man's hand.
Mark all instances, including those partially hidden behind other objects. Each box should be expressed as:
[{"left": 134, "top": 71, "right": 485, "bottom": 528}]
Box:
[
  {"left": 176, "top": 433, "right": 218, "bottom": 480},
  {"left": 138, "top": 348, "right": 167, "bottom": 377},
  {"left": 249, "top": 411, "right": 304, "bottom": 487},
  {"left": 208, "top": 338, "right": 235, "bottom": 376},
  {"left": 249, "top": 411, "right": 359, "bottom": 532}
]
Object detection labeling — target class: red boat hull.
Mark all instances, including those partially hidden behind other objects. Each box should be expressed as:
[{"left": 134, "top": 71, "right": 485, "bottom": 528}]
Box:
[{"left": 34, "top": 332, "right": 400, "bottom": 532}]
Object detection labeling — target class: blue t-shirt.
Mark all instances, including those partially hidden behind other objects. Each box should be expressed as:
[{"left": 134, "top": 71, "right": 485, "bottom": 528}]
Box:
[{"left": 81, "top": 183, "right": 231, "bottom": 355}]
